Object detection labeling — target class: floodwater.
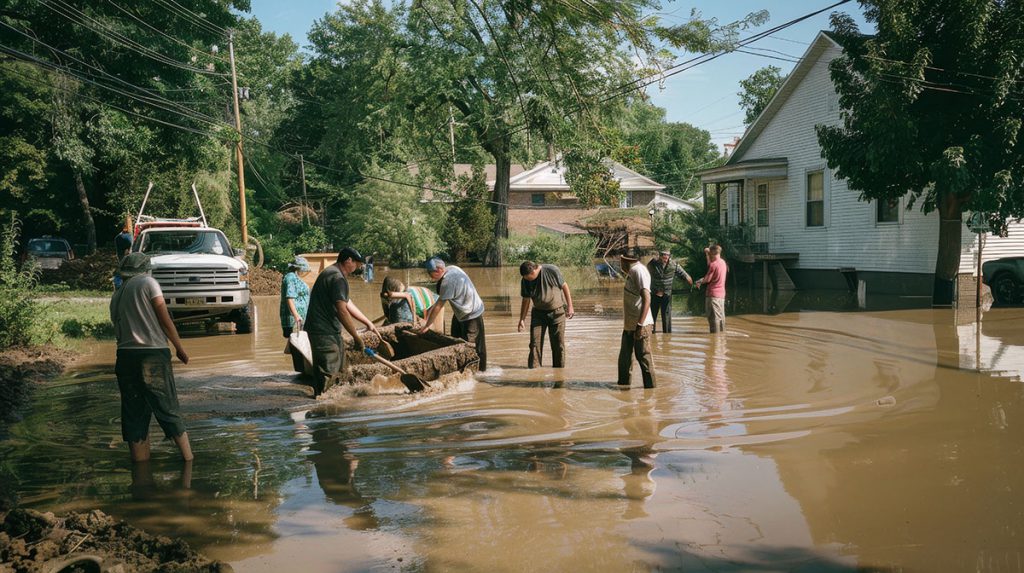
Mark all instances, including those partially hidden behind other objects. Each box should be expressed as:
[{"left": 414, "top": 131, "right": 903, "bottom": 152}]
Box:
[{"left": 4, "top": 266, "right": 1024, "bottom": 572}]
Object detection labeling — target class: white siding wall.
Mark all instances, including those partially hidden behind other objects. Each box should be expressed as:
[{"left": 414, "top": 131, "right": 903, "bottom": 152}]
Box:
[
  {"left": 737, "top": 43, "right": 940, "bottom": 274},
  {"left": 958, "top": 220, "right": 1024, "bottom": 275}
]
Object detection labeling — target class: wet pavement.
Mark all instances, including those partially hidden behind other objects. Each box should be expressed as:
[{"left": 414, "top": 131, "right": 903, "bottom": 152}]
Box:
[{"left": 3, "top": 266, "right": 1024, "bottom": 571}]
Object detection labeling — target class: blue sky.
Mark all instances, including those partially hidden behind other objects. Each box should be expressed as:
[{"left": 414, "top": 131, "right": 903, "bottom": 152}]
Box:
[{"left": 246, "top": 0, "right": 870, "bottom": 151}]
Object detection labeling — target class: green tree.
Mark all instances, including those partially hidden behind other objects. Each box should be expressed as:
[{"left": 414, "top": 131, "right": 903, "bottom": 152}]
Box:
[
  {"left": 738, "top": 65, "right": 786, "bottom": 125},
  {"left": 617, "top": 102, "right": 721, "bottom": 198},
  {"left": 0, "top": 0, "right": 248, "bottom": 250},
  {"left": 340, "top": 166, "right": 445, "bottom": 267},
  {"left": 444, "top": 167, "right": 496, "bottom": 262},
  {"left": 301, "top": 0, "right": 766, "bottom": 265},
  {"left": 816, "top": 5, "right": 1024, "bottom": 304}
]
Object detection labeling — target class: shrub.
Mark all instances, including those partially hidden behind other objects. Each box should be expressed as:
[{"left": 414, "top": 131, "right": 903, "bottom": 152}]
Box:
[
  {"left": 0, "top": 215, "right": 40, "bottom": 347},
  {"left": 500, "top": 233, "right": 598, "bottom": 267},
  {"left": 654, "top": 209, "right": 755, "bottom": 278}
]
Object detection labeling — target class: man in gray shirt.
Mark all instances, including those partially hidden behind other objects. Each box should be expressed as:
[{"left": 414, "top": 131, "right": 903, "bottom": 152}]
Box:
[
  {"left": 305, "top": 247, "right": 379, "bottom": 396},
  {"left": 110, "top": 253, "right": 192, "bottom": 462},
  {"left": 417, "top": 258, "right": 487, "bottom": 371},
  {"left": 518, "top": 261, "right": 575, "bottom": 368}
]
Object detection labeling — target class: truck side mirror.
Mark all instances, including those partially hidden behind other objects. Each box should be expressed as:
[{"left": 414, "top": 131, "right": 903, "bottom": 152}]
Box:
[{"left": 234, "top": 248, "right": 245, "bottom": 257}]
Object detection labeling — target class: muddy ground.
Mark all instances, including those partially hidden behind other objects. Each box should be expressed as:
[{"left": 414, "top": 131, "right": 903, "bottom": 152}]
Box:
[
  {"left": 0, "top": 508, "right": 232, "bottom": 573},
  {"left": 0, "top": 346, "right": 72, "bottom": 433}
]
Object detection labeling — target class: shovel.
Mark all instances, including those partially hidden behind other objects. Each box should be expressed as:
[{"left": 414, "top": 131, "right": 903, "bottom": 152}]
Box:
[{"left": 363, "top": 348, "right": 429, "bottom": 393}]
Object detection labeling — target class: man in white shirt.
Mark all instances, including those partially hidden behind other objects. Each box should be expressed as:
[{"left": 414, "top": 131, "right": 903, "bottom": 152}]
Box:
[{"left": 617, "top": 253, "right": 656, "bottom": 388}]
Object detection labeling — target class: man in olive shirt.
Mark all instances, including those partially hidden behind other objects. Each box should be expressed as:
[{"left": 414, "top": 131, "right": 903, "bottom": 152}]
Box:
[
  {"left": 518, "top": 261, "right": 575, "bottom": 368},
  {"left": 647, "top": 250, "right": 692, "bottom": 334},
  {"left": 305, "top": 247, "right": 378, "bottom": 396}
]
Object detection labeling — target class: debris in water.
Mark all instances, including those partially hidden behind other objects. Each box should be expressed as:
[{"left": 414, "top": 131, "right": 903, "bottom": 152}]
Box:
[{"left": 875, "top": 396, "right": 897, "bottom": 407}]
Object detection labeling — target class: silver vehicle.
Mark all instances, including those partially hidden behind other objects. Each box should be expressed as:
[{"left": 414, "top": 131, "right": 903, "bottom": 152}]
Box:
[{"left": 24, "top": 237, "right": 74, "bottom": 270}]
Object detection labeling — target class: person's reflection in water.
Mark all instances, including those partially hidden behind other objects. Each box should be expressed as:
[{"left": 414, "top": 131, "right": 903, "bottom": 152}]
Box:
[
  {"left": 308, "top": 427, "right": 379, "bottom": 530},
  {"left": 615, "top": 393, "right": 658, "bottom": 520},
  {"left": 705, "top": 335, "right": 730, "bottom": 431},
  {"left": 130, "top": 460, "right": 194, "bottom": 509}
]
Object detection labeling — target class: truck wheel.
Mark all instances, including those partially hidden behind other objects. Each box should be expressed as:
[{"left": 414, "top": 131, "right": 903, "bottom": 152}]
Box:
[
  {"left": 991, "top": 274, "right": 1022, "bottom": 305},
  {"left": 235, "top": 302, "right": 254, "bottom": 334}
]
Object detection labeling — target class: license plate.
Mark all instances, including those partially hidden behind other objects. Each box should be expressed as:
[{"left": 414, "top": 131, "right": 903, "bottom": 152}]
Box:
[{"left": 184, "top": 297, "right": 206, "bottom": 305}]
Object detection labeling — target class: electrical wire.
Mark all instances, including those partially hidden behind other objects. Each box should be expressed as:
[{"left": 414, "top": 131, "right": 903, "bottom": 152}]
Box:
[{"left": 39, "top": 0, "right": 229, "bottom": 77}]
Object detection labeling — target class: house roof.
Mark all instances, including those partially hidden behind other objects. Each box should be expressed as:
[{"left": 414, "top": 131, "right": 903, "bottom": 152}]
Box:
[
  {"left": 508, "top": 159, "right": 665, "bottom": 192},
  {"left": 725, "top": 31, "right": 841, "bottom": 165},
  {"left": 415, "top": 163, "right": 528, "bottom": 201},
  {"left": 649, "top": 191, "right": 699, "bottom": 211},
  {"left": 698, "top": 158, "right": 789, "bottom": 183}
]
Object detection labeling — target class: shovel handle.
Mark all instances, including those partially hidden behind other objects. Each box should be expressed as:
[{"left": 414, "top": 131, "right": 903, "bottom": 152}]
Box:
[{"left": 364, "top": 347, "right": 409, "bottom": 375}]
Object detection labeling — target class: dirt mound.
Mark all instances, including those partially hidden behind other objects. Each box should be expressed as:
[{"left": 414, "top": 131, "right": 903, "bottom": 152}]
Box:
[
  {"left": 0, "top": 346, "right": 71, "bottom": 426},
  {"left": 0, "top": 508, "right": 231, "bottom": 573},
  {"left": 40, "top": 251, "right": 118, "bottom": 291},
  {"left": 247, "top": 266, "right": 281, "bottom": 296}
]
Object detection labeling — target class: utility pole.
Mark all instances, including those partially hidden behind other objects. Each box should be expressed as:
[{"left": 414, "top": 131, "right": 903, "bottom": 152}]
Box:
[
  {"left": 299, "top": 154, "right": 309, "bottom": 226},
  {"left": 228, "top": 30, "right": 248, "bottom": 247}
]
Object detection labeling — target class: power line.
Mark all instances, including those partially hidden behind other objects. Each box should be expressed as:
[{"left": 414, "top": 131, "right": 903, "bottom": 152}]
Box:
[
  {"left": 0, "top": 21, "right": 228, "bottom": 128},
  {"left": 104, "top": 0, "right": 230, "bottom": 65},
  {"left": 149, "top": 0, "right": 227, "bottom": 37},
  {"left": 2, "top": 58, "right": 223, "bottom": 138},
  {"left": 39, "top": 0, "right": 229, "bottom": 77}
]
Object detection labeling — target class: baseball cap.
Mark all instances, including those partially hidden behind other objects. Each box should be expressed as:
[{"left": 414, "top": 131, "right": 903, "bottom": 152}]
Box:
[
  {"left": 659, "top": 250, "right": 671, "bottom": 256},
  {"left": 119, "top": 252, "right": 151, "bottom": 277},
  {"left": 337, "top": 247, "right": 365, "bottom": 264}
]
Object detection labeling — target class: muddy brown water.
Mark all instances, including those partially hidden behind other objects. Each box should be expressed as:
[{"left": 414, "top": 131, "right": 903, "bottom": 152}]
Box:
[{"left": 4, "top": 266, "right": 1024, "bottom": 571}]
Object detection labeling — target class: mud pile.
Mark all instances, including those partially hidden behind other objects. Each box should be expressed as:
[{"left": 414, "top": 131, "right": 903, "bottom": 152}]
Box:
[
  {"left": 0, "top": 508, "right": 231, "bottom": 573},
  {"left": 0, "top": 347, "right": 70, "bottom": 428},
  {"left": 247, "top": 266, "right": 281, "bottom": 296},
  {"left": 41, "top": 251, "right": 119, "bottom": 291}
]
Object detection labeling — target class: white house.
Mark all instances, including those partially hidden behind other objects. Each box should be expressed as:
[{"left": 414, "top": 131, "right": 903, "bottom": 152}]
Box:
[{"left": 698, "top": 31, "right": 1024, "bottom": 301}]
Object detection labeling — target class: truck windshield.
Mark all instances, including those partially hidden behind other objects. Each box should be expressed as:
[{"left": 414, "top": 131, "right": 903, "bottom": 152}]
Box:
[{"left": 137, "top": 230, "right": 231, "bottom": 256}]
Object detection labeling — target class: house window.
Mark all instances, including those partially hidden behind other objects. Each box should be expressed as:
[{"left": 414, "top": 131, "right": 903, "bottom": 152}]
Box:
[
  {"left": 806, "top": 171, "right": 825, "bottom": 227},
  {"left": 531, "top": 193, "right": 545, "bottom": 206},
  {"left": 756, "top": 184, "right": 769, "bottom": 227},
  {"left": 877, "top": 197, "right": 899, "bottom": 223}
]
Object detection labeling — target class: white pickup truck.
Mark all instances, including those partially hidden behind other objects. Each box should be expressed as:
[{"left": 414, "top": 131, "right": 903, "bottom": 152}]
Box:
[{"left": 131, "top": 222, "right": 253, "bottom": 333}]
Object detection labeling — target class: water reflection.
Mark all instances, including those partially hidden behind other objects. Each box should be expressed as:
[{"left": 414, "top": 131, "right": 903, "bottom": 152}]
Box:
[{"left": 4, "top": 266, "right": 1024, "bottom": 571}]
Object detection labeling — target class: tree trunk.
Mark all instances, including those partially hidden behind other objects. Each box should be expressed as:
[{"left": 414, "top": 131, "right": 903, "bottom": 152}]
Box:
[
  {"left": 483, "top": 145, "right": 511, "bottom": 267},
  {"left": 74, "top": 169, "right": 97, "bottom": 255},
  {"left": 933, "top": 191, "right": 964, "bottom": 306}
]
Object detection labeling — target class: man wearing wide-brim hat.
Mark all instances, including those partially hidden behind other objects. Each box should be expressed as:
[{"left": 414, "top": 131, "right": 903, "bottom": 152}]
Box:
[
  {"left": 109, "top": 252, "right": 193, "bottom": 462},
  {"left": 617, "top": 252, "right": 656, "bottom": 388}
]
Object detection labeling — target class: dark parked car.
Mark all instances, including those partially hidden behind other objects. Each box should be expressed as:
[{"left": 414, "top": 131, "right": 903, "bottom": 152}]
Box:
[
  {"left": 982, "top": 256, "right": 1024, "bottom": 304},
  {"left": 23, "top": 237, "right": 75, "bottom": 270}
]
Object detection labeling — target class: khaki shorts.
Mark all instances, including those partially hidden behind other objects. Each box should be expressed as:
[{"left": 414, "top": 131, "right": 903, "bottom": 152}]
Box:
[{"left": 706, "top": 297, "right": 726, "bottom": 333}]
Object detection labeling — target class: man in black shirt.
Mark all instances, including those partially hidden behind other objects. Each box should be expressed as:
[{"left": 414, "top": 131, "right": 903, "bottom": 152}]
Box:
[
  {"left": 518, "top": 261, "right": 575, "bottom": 368},
  {"left": 304, "top": 247, "right": 379, "bottom": 396}
]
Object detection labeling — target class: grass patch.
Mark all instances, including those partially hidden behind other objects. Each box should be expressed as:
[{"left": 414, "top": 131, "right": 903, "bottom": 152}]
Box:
[
  {"left": 500, "top": 233, "right": 598, "bottom": 267},
  {"left": 39, "top": 297, "right": 113, "bottom": 343}
]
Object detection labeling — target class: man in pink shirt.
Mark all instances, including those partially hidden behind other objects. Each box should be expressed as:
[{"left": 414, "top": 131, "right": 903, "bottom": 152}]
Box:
[{"left": 695, "top": 245, "right": 727, "bottom": 333}]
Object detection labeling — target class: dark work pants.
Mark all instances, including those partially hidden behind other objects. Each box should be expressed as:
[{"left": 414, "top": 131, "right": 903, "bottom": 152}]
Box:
[
  {"left": 650, "top": 293, "right": 673, "bottom": 333},
  {"left": 452, "top": 315, "right": 487, "bottom": 371},
  {"left": 529, "top": 308, "right": 566, "bottom": 368},
  {"left": 309, "top": 333, "right": 343, "bottom": 396},
  {"left": 617, "top": 326, "right": 656, "bottom": 388}
]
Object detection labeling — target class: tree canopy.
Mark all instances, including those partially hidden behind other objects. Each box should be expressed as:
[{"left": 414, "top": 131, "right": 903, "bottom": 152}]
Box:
[
  {"left": 817, "top": 3, "right": 1024, "bottom": 303},
  {"left": 738, "top": 65, "right": 786, "bottom": 125}
]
